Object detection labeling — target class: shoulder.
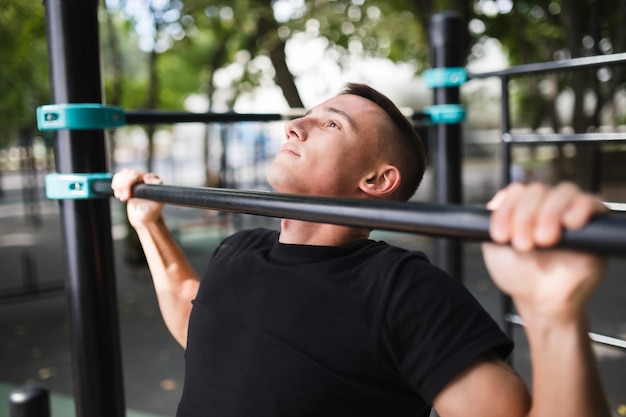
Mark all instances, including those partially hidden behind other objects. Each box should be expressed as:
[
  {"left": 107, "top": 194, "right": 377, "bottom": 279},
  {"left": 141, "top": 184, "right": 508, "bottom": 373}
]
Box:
[
  {"left": 366, "top": 241, "right": 461, "bottom": 294},
  {"left": 377, "top": 244, "right": 513, "bottom": 403},
  {"left": 346, "top": 240, "right": 458, "bottom": 301}
]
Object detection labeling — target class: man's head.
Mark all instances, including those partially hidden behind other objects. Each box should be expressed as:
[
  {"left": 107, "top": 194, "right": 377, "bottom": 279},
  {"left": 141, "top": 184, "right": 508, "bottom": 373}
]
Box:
[
  {"left": 338, "top": 83, "right": 427, "bottom": 201},
  {"left": 267, "top": 83, "right": 427, "bottom": 202}
]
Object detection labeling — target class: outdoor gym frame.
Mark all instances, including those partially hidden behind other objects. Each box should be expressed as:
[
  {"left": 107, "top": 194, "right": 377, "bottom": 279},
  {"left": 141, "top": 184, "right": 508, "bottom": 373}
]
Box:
[{"left": 12, "top": 1, "right": 625, "bottom": 417}]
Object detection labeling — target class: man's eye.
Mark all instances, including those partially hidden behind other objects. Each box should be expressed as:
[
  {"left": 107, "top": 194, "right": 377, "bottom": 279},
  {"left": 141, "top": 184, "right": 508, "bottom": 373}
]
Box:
[{"left": 329, "top": 121, "right": 339, "bottom": 129}]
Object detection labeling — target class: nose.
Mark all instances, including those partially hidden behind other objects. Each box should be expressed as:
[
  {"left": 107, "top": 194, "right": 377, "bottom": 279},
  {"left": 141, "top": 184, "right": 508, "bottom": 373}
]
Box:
[{"left": 284, "top": 117, "right": 307, "bottom": 142}]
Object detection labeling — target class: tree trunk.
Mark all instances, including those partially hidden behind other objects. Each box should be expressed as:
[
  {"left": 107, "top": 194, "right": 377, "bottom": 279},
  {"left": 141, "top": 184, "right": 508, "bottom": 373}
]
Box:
[
  {"left": 270, "top": 41, "right": 304, "bottom": 108},
  {"left": 104, "top": 7, "right": 123, "bottom": 106},
  {"left": 103, "top": 7, "right": 124, "bottom": 171},
  {"left": 202, "top": 37, "right": 230, "bottom": 188},
  {"left": 560, "top": 0, "right": 601, "bottom": 191}
]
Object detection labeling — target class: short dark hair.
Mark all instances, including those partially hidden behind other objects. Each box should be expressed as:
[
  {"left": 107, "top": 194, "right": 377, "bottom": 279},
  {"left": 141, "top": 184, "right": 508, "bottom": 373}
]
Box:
[{"left": 338, "top": 83, "right": 427, "bottom": 201}]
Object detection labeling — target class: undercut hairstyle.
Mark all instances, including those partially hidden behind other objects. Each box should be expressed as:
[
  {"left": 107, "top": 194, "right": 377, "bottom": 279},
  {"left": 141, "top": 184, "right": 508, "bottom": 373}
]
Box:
[{"left": 338, "top": 83, "right": 427, "bottom": 201}]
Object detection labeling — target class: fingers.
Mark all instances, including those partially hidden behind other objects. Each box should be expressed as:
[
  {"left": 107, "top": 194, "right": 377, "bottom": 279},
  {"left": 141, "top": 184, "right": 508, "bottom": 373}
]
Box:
[
  {"left": 111, "top": 169, "right": 162, "bottom": 201},
  {"left": 561, "top": 192, "right": 607, "bottom": 229},
  {"left": 142, "top": 172, "right": 163, "bottom": 185},
  {"left": 488, "top": 182, "right": 605, "bottom": 252}
]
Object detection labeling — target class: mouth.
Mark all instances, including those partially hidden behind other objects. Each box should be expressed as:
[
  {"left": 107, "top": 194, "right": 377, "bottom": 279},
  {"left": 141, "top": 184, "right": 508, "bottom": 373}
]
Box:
[{"left": 278, "top": 144, "right": 300, "bottom": 156}]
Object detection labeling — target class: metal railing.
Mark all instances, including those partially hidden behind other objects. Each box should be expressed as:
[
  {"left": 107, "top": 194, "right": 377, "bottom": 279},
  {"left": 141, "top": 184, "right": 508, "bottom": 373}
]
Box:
[{"left": 469, "top": 52, "right": 626, "bottom": 351}]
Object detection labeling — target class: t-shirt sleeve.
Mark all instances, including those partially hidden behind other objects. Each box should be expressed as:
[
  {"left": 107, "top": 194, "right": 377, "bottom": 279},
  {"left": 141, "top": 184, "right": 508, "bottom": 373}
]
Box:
[{"left": 383, "top": 257, "right": 513, "bottom": 404}]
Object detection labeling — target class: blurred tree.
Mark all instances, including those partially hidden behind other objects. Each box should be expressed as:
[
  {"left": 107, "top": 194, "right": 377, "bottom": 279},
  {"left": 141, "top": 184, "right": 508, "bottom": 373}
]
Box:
[
  {"left": 98, "top": 0, "right": 626, "bottom": 191},
  {"left": 0, "top": 0, "right": 49, "bottom": 197},
  {"left": 0, "top": 0, "right": 49, "bottom": 140},
  {"left": 473, "top": 0, "right": 626, "bottom": 131},
  {"left": 472, "top": 0, "right": 626, "bottom": 189},
  {"left": 101, "top": 0, "right": 200, "bottom": 264},
  {"left": 103, "top": 0, "right": 197, "bottom": 172},
  {"left": 159, "top": 0, "right": 303, "bottom": 186},
  {"left": 179, "top": 0, "right": 304, "bottom": 108}
]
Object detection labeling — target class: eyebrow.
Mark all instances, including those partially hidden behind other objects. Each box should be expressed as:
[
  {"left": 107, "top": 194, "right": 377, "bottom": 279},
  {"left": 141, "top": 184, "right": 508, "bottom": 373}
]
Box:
[{"left": 305, "top": 106, "right": 358, "bottom": 131}]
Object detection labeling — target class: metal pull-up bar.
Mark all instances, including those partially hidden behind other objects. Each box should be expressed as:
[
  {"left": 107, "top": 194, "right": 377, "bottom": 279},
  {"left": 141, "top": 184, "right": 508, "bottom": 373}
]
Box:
[{"left": 90, "top": 180, "right": 626, "bottom": 257}]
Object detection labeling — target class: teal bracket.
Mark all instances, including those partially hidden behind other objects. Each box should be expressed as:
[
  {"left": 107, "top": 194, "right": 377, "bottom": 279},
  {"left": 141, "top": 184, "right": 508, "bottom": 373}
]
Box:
[
  {"left": 422, "top": 67, "right": 467, "bottom": 88},
  {"left": 37, "top": 104, "right": 125, "bottom": 131},
  {"left": 423, "top": 104, "right": 466, "bottom": 124},
  {"left": 46, "top": 173, "right": 113, "bottom": 200}
]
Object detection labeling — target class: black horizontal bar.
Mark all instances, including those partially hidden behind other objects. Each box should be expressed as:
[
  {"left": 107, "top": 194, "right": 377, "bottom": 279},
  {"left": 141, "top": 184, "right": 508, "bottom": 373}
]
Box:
[
  {"left": 92, "top": 181, "right": 626, "bottom": 257},
  {"left": 124, "top": 109, "right": 430, "bottom": 126},
  {"left": 503, "top": 131, "right": 626, "bottom": 143},
  {"left": 468, "top": 52, "right": 626, "bottom": 79},
  {"left": 124, "top": 110, "right": 288, "bottom": 125},
  {"left": 505, "top": 313, "right": 626, "bottom": 350},
  {"left": 0, "top": 281, "right": 65, "bottom": 304}
]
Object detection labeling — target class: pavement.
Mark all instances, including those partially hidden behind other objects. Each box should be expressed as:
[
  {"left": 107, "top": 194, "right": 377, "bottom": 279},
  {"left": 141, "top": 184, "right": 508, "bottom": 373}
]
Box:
[{"left": 0, "top": 170, "right": 625, "bottom": 417}]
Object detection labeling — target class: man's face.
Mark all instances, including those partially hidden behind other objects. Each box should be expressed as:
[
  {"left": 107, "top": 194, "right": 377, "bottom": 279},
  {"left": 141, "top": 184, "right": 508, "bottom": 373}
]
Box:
[{"left": 267, "top": 94, "right": 387, "bottom": 197}]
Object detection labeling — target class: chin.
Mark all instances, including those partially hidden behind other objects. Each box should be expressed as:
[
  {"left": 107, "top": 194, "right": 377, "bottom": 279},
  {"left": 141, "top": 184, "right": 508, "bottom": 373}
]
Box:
[
  {"left": 267, "top": 179, "right": 305, "bottom": 196},
  {"left": 266, "top": 174, "right": 288, "bottom": 194},
  {"left": 266, "top": 170, "right": 279, "bottom": 191}
]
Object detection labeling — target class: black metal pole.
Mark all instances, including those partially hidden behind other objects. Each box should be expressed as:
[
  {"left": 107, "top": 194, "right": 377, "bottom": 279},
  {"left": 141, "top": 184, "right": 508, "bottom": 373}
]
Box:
[
  {"left": 467, "top": 52, "right": 626, "bottom": 79},
  {"left": 499, "top": 75, "right": 516, "bottom": 342},
  {"left": 125, "top": 110, "right": 286, "bottom": 125},
  {"left": 429, "top": 12, "right": 464, "bottom": 280},
  {"left": 43, "top": 1, "right": 125, "bottom": 417},
  {"left": 92, "top": 181, "right": 626, "bottom": 257},
  {"left": 9, "top": 385, "right": 50, "bottom": 417}
]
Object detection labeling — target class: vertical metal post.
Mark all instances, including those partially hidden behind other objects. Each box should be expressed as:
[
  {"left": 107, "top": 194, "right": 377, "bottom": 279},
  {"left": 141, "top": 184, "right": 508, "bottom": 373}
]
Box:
[
  {"left": 9, "top": 385, "right": 50, "bottom": 417},
  {"left": 429, "top": 12, "right": 464, "bottom": 280},
  {"left": 499, "top": 75, "right": 516, "bottom": 352},
  {"left": 500, "top": 75, "right": 512, "bottom": 187},
  {"left": 43, "top": 1, "right": 125, "bottom": 417}
]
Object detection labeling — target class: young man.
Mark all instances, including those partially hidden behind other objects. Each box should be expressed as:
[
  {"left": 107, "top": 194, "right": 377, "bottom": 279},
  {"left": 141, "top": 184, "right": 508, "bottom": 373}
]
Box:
[{"left": 112, "top": 83, "right": 611, "bottom": 417}]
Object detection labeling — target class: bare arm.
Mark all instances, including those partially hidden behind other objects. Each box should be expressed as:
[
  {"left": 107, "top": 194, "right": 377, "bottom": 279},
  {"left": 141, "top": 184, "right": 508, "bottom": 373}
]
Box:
[
  {"left": 483, "top": 182, "right": 610, "bottom": 417},
  {"left": 112, "top": 169, "right": 200, "bottom": 348},
  {"left": 434, "top": 182, "right": 611, "bottom": 417},
  {"left": 433, "top": 353, "right": 530, "bottom": 416}
]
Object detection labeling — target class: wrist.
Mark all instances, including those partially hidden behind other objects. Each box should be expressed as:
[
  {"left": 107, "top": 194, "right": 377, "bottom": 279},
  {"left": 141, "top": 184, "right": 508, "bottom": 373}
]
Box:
[
  {"left": 515, "top": 302, "right": 589, "bottom": 342},
  {"left": 132, "top": 214, "right": 166, "bottom": 232}
]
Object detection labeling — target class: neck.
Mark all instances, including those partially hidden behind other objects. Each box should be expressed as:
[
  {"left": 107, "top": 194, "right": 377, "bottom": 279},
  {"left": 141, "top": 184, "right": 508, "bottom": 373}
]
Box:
[{"left": 278, "top": 218, "right": 370, "bottom": 246}]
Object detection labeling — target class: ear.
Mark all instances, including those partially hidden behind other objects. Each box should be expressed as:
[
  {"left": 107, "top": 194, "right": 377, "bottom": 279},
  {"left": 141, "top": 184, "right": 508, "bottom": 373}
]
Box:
[{"left": 359, "top": 165, "right": 401, "bottom": 198}]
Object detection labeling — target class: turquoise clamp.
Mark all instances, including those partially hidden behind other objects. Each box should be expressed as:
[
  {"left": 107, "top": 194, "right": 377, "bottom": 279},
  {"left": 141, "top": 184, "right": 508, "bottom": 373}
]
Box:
[
  {"left": 422, "top": 67, "right": 467, "bottom": 88},
  {"left": 423, "top": 104, "right": 466, "bottom": 124},
  {"left": 46, "top": 173, "right": 113, "bottom": 200},
  {"left": 37, "top": 104, "right": 125, "bottom": 131}
]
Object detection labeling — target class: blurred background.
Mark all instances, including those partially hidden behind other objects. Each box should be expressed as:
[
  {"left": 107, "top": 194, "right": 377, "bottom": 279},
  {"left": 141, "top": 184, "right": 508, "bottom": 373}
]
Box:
[{"left": 1, "top": 0, "right": 625, "bottom": 416}]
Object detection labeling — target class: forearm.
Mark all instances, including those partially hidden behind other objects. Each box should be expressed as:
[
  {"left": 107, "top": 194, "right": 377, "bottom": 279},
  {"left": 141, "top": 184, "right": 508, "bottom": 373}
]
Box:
[
  {"left": 133, "top": 215, "right": 200, "bottom": 348},
  {"left": 520, "top": 309, "right": 611, "bottom": 417}
]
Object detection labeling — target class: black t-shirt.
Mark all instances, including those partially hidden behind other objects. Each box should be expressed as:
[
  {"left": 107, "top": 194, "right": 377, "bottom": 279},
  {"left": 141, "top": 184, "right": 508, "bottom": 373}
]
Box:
[{"left": 177, "top": 228, "right": 512, "bottom": 417}]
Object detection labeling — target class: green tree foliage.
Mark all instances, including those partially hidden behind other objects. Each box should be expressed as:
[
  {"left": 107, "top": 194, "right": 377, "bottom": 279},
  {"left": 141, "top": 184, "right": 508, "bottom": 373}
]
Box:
[
  {"left": 101, "top": 0, "right": 208, "bottom": 109},
  {"left": 281, "top": 0, "right": 428, "bottom": 66},
  {"left": 177, "top": 0, "right": 304, "bottom": 107},
  {"left": 7, "top": 0, "right": 624, "bottom": 140},
  {"left": 0, "top": 0, "right": 49, "bottom": 144},
  {"left": 101, "top": 6, "right": 147, "bottom": 108},
  {"left": 472, "top": 0, "right": 626, "bottom": 130},
  {"left": 470, "top": 0, "right": 626, "bottom": 190}
]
